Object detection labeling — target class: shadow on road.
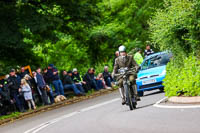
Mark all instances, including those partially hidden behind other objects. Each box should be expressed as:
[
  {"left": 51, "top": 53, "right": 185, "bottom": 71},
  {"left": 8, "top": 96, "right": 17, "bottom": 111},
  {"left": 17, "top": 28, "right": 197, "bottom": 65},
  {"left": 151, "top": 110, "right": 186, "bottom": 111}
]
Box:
[
  {"left": 123, "top": 103, "right": 155, "bottom": 112},
  {"left": 143, "top": 90, "right": 164, "bottom": 97},
  {"left": 136, "top": 103, "right": 155, "bottom": 110}
]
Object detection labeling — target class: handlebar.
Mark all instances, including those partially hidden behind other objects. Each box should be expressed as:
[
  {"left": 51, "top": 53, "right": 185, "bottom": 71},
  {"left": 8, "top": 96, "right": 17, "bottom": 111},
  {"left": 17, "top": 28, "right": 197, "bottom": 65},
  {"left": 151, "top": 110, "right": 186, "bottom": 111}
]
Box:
[{"left": 114, "top": 68, "right": 137, "bottom": 79}]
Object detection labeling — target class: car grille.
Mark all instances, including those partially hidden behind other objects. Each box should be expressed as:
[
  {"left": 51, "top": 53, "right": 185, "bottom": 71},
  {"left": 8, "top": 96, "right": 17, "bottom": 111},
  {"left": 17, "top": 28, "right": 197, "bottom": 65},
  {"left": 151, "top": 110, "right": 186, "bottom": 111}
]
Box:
[
  {"left": 150, "top": 74, "right": 159, "bottom": 78},
  {"left": 139, "top": 82, "right": 163, "bottom": 89},
  {"left": 140, "top": 76, "right": 148, "bottom": 79},
  {"left": 139, "top": 74, "right": 159, "bottom": 80}
]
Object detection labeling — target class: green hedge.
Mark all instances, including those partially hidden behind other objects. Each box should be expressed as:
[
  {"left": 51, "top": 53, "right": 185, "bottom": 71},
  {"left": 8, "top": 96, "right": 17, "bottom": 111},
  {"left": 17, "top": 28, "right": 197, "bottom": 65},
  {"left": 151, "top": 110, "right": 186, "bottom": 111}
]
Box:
[{"left": 164, "top": 56, "right": 200, "bottom": 97}]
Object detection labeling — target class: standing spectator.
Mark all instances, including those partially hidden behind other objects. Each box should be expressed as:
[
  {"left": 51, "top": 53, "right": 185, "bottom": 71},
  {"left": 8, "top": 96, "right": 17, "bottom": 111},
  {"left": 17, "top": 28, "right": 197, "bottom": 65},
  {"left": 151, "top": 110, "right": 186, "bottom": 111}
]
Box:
[
  {"left": 15, "top": 70, "right": 26, "bottom": 109},
  {"left": 7, "top": 69, "right": 24, "bottom": 112},
  {"left": 134, "top": 48, "right": 144, "bottom": 66},
  {"left": 102, "top": 66, "right": 113, "bottom": 87},
  {"left": 0, "top": 76, "right": 16, "bottom": 115},
  {"left": 32, "top": 71, "right": 43, "bottom": 104},
  {"left": 113, "top": 51, "right": 120, "bottom": 67},
  {"left": 19, "top": 67, "right": 28, "bottom": 79},
  {"left": 47, "top": 64, "right": 64, "bottom": 96},
  {"left": 24, "top": 74, "right": 37, "bottom": 103},
  {"left": 24, "top": 75, "right": 35, "bottom": 91},
  {"left": 36, "top": 67, "right": 49, "bottom": 105},
  {"left": 144, "top": 45, "right": 154, "bottom": 57},
  {"left": 72, "top": 68, "right": 90, "bottom": 92},
  {"left": 63, "top": 71, "right": 85, "bottom": 96},
  {"left": 43, "top": 68, "right": 54, "bottom": 104},
  {"left": 20, "top": 79, "right": 36, "bottom": 110},
  {"left": 26, "top": 74, "right": 38, "bottom": 95}
]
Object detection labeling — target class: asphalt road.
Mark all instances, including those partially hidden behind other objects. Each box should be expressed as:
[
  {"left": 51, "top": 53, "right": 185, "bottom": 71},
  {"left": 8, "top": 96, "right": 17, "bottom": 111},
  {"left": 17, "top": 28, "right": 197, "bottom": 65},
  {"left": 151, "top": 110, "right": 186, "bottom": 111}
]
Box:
[{"left": 0, "top": 90, "right": 200, "bottom": 133}]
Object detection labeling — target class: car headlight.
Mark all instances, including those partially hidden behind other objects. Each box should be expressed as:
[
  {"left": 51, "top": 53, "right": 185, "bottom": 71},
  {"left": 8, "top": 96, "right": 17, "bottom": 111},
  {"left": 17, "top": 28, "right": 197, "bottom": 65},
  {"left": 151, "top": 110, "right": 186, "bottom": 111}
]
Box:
[{"left": 160, "top": 70, "right": 166, "bottom": 76}]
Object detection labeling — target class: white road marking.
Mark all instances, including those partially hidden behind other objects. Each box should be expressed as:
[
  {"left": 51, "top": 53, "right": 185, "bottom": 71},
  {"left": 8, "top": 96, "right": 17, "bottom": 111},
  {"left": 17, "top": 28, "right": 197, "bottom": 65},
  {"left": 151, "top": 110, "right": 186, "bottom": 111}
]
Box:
[
  {"left": 80, "top": 98, "right": 120, "bottom": 112},
  {"left": 153, "top": 97, "right": 200, "bottom": 109},
  {"left": 155, "top": 97, "right": 167, "bottom": 104},
  {"left": 24, "top": 98, "right": 120, "bottom": 133}
]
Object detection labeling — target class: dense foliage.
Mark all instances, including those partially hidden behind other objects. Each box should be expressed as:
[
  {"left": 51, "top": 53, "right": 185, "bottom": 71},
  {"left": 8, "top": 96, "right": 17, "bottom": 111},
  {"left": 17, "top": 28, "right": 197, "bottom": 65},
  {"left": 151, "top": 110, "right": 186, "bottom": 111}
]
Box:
[
  {"left": 0, "top": 0, "right": 164, "bottom": 74},
  {"left": 149, "top": 0, "right": 200, "bottom": 60},
  {"left": 149, "top": 0, "right": 200, "bottom": 97},
  {"left": 164, "top": 56, "right": 200, "bottom": 97}
]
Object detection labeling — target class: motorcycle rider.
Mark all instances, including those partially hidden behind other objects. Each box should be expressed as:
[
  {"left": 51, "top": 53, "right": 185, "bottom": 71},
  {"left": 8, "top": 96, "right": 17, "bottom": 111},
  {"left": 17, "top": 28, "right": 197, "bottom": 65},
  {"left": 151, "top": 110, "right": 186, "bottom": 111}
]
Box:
[{"left": 113, "top": 45, "right": 140, "bottom": 105}]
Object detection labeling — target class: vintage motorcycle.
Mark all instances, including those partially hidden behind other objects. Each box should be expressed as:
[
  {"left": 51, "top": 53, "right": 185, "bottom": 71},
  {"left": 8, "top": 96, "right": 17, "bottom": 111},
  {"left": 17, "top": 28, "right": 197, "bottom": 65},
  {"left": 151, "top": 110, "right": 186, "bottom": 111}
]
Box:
[{"left": 115, "top": 67, "right": 137, "bottom": 110}]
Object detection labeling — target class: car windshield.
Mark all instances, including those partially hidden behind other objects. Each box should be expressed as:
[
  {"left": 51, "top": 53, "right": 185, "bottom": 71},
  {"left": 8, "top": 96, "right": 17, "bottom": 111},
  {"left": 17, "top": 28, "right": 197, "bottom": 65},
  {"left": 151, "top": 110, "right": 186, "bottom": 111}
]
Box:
[{"left": 141, "top": 53, "right": 172, "bottom": 70}]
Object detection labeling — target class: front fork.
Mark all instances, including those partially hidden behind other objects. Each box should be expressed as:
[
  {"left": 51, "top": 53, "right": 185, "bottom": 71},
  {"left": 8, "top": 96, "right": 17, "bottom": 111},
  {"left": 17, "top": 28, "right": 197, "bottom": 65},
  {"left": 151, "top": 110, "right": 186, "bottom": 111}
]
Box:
[
  {"left": 123, "top": 79, "right": 137, "bottom": 103},
  {"left": 123, "top": 79, "right": 130, "bottom": 102}
]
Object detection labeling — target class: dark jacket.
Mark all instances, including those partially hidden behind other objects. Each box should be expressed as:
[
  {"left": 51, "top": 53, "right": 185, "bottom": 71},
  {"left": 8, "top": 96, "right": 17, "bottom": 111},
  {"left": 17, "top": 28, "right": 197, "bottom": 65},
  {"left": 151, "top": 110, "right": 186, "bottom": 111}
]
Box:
[
  {"left": 28, "top": 78, "right": 38, "bottom": 94},
  {"left": 103, "top": 71, "right": 112, "bottom": 81},
  {"left": 43, "top": 73, "right": 51, "bottom": 85},
  {"left": 83, "top": 73, "right": 94, "bottom": 84},
  {"left": 46, "top": 68, "right": 60, "bottom": 82},
  {"left": 19, "top": 71, "right": 28, "bottom": 79},
  {"left": 7, "top": 76, "right": 20, "bottom": 94},
  {"left": 0, "top": 80, "right": 11, "bottom": 102},
  {"left": 72, "top": 73, "right": 81, "bottom": 83},
  {"left": 36, "top": 72, "right": 46, "bottom": 89},
  {"left": 144, "top": 49, "right": 154, "bottom": 57},
  {"left": 52, "top": 67, "right": 60, "bottom": 81},
  {"left": 16, "top": 74, "right": 22, "bottom": 86},
  {"left": 46, "top": 69, "right": 53, "bottom": 82},
  {"left": 62, "top": 75, "right": 74, "bottom": 85}
]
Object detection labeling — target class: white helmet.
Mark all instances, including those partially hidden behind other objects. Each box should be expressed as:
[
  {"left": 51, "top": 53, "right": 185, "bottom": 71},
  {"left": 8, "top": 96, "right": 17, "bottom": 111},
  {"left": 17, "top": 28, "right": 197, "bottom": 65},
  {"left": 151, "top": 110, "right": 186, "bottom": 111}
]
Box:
[
  {"left": 73, "top": 68, "right": 78, "bottom": 72},
  {"left": 118, "top": 45, "right": 126, "bottom": 52}
]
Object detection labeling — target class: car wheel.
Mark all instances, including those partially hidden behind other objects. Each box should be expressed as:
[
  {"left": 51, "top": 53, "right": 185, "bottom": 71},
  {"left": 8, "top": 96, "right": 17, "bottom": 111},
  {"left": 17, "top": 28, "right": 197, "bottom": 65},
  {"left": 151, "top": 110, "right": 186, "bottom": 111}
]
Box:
[
  {"left": 138, "top": 91, "right": 144, "bottom": 97},
  {"left": 159, "top": 87, "right": 164, "bottom": 92}
]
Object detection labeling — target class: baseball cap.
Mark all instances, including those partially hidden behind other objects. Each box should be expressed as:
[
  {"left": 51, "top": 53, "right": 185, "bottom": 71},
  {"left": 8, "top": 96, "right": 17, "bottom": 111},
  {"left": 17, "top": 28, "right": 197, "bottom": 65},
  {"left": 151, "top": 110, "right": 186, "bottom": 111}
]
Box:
[
  {"left": 72, "top": 68, "right": 78, "bottom": 72},
  {"left": 10, "top": 69, "right": 15, "bottom": 73}
]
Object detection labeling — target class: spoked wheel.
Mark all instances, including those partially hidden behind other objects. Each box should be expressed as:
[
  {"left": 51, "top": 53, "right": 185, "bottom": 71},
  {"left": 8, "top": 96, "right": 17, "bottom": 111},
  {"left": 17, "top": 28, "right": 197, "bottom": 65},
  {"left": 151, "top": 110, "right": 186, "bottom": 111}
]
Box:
[
  {"left": 128, "top": 90, "right": 134, "bottom": 110},
  {"left": 126, "top": 86, "right": 137, "bottom": 110},
  {"left": 131, "top": 85, "right": 137, "bottom": 109}
]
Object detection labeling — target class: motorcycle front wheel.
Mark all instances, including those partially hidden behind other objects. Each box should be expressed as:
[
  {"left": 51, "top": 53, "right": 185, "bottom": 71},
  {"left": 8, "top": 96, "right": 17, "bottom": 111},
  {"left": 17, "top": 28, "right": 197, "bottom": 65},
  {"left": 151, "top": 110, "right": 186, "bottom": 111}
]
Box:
[{"left": 126, "top": 86, "right": 136, "bottom": 110}]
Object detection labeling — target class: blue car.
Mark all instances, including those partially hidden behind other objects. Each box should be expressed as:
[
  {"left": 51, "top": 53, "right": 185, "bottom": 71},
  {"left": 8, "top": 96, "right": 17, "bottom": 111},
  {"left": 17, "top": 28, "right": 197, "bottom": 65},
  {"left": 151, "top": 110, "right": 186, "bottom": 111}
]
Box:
[{"left": 136, "top": 51, "right": 172, "bottom": 96}]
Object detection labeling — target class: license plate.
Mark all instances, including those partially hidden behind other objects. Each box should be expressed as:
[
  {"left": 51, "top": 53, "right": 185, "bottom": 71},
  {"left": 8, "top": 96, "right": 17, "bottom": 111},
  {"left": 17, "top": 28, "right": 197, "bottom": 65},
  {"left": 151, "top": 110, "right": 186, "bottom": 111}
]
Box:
[{"left": 142, "top": 79, "right": 156, "bottom": 85}]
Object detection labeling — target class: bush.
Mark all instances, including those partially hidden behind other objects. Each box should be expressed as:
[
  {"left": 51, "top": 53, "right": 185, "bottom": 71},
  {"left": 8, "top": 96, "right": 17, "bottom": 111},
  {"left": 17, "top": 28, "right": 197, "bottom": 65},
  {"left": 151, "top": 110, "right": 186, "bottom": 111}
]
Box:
[
  {"left": 149, "top": 0, "right": 200, "bottom": 59},
  {"left": 164, "top": 56, "right": 200, "bottom": 97}
]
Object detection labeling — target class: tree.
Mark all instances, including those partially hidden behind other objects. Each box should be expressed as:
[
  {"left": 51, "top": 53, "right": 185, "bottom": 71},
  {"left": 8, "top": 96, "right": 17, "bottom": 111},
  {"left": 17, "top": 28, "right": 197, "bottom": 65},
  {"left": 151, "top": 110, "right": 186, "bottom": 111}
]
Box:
[
  {"left": 149, "top": 0, "right": 200, "bottom": 59},
  {"left": 0, "top": 0, "right": 164, "bottom": 74}
]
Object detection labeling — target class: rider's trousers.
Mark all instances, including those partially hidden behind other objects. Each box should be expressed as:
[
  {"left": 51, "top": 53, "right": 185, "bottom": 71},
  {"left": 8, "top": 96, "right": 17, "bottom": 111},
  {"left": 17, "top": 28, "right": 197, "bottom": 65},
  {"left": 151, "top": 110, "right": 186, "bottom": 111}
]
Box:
[{"left": 118, "top": 75, "right": 138, "bottom": 100}]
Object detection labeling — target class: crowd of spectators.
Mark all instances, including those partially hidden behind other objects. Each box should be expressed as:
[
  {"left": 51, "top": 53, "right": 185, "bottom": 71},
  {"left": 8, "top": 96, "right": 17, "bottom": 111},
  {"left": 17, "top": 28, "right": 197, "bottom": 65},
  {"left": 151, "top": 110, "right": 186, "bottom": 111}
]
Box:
[
  {"left": 0, "top": 44, "right": 154, "bottom": 117},
  {"left": 0, "top": 64, "right": 114, "bottom": 116}
]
